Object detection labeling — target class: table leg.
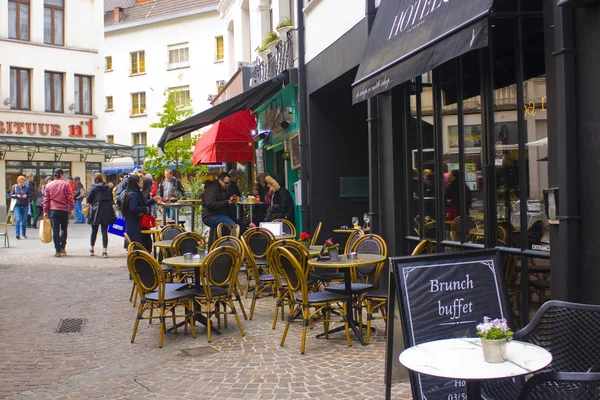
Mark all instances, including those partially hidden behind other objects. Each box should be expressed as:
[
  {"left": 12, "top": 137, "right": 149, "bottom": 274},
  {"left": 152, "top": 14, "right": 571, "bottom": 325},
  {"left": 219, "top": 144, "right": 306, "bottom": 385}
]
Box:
[
  {"left": 236, "top": 204, "right": 242, "bottom": 221},
  {"left": 249, "top": 206, "right": 253, "bottom": 225},
  {"left": 191, "top": 206, "right": 195, "bottom": 232},
  {"left": 174, "top": 208, "right": 180, "bottom": 225},
  {"left": 315, "top": 269, "right": 367, "bottom": 345},
  {"left": 162, "top": 206, "right": 166, "bottom": 227},
  {"left": 465, "top": 381, "right": 482, "bottom": 400}
]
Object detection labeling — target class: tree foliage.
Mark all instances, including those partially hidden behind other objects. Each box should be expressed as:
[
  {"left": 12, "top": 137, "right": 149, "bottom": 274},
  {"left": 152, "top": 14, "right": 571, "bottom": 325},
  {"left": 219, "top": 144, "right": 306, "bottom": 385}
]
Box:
[{"left": 144, "top": 89, "right": 207, "bottom": 178}]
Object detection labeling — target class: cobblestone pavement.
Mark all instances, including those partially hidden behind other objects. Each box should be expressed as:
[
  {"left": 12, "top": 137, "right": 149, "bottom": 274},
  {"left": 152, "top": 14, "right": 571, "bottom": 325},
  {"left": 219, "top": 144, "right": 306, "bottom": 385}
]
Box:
[{"left": 0, "top": 224, "right": 413, "bottom": 399}]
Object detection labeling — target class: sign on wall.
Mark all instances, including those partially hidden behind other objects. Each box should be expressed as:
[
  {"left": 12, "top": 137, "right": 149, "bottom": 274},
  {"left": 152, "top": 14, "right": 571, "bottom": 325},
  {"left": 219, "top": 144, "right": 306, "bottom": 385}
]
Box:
[{"left": 0, "top": 118, "right": 96, "bottom": 138}]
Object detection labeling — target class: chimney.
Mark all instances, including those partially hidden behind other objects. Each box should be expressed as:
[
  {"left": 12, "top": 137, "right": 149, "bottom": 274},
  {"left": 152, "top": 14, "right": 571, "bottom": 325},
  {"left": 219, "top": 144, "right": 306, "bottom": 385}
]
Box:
[{"left": 113, "top": 7, "right": 124, "bottom": 24}]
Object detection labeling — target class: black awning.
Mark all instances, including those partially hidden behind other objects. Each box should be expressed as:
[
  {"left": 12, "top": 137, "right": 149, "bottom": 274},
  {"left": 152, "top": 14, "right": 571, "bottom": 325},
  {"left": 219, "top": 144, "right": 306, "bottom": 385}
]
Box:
[
  {"left": 157, "top": 70, "right": 291, "bottom": 151},
  {"left": 352, "top": 0, "right": 494, "bottom": 104},
  {"left": 0, "top": 136, "right": 132, "bottom": 157}
]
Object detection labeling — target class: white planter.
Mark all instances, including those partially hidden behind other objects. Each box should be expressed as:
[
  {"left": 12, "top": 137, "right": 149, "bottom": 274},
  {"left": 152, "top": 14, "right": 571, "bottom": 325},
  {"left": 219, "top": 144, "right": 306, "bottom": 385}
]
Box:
[
  {"left": 266, "top": 39, "right": 281, "bottom": 54},
  {"left": 277, "top": 26, "right": 293, "bottom": 42},
  {"left": 481, "top": 338, "right": 507, "bottom": 363},
  {"left": 258, "top": 50, "right": 270, "bottom": 63}
]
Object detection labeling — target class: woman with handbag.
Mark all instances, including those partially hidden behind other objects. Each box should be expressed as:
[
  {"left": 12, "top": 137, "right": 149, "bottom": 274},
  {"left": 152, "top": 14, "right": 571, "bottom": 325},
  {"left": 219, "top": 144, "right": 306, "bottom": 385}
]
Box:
[
  {"left": 122, "top": 174, "right": 160, "bottom": 251},
  {"left": 140, "top": 176, "right": 157, "bottom": 250},
  {"left": 86, "top": 173, "right": 116, "bottom": 257}
]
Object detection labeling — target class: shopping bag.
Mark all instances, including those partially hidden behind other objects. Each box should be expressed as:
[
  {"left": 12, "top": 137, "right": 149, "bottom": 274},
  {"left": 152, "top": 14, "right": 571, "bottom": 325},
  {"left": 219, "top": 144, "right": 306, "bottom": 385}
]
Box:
[
  {"left": 39, "top": 219, "right": 52, "bottom": 244},
  {"left": 9, "top": 198, "right": 16, "bottom": 213},
  {"left": 108, "top": 217, "right": 126, "bottom": 237}
]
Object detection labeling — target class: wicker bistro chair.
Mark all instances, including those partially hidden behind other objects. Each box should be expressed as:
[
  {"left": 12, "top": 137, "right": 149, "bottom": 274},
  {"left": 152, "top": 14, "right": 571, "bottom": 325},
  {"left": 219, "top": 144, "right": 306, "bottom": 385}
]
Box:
[
  {"left": 209, "top": 236, "right": 248, "bottom": 320},
  {"left": 241, "top": 227, "right": 276, "bottom": 297},
  {"left": 273, "top": 218, "right": 297, "bottom": 237},
  {"left": 127, "top": 250, "right": 196, "bottom": 348},
  {"left": 157, "top": 224, "right": 186, "bottom": 260},
  {"left": 482, "top": 300, "right": 600, "bottom": 400},
  {"left": 273, "top": 246, "right": 352, "bottom": 354},
  {"left": 192, "top": 246, "right": 245, "bottom": 343},
  {"left": 216, "top": 222, "right": 233, "bottom": 238},
  {"left": 170, "top": 232, "right": 207, "bottom": 283},
  {"left": 230, "top": 224, "right": 241, "bottom": 238},
  {"left": 310, "top": 222, "right": 322, "bottom": 246}
]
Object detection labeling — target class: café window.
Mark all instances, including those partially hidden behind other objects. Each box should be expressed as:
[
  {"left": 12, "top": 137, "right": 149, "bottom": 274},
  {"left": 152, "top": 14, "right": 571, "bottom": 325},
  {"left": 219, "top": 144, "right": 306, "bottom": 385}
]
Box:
[
  {"left": 8, "top": 0, "right": 29, "bottom": 41},
  {"left": 105, "top": 56, "right": 113, "bottom": 71},
  {"left": 10, "top": 67, "right": 30, "bottom": 110},
  {"left": 131, "top": 132, "right": 146, "bottom": 145},
  {"left": 168, "top": 43, "right": 188, "bottom": 69},
  {"left": 44, "top": 0, "right": 64, "bottom": 46},
  {"left": 130, "top": 51, "right": 145, "bottom": 75},
  {"left": 131, "top": 92, "right": 146, "bottom": 116},
  {"left": 44, "top": 71, "right": 63, "bottom": 113},
  {"left": 105, "top": 96, "right": 113, "bottom": 111},
  {"left": 74, "top": 74, "right": 92, "bottom": 115}
]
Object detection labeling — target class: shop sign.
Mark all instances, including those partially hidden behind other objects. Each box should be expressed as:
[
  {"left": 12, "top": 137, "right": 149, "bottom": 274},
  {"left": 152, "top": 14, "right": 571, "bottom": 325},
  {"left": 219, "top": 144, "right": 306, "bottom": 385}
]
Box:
[{"left": 0, "top": 118, "right": 96, "bottom": 138}]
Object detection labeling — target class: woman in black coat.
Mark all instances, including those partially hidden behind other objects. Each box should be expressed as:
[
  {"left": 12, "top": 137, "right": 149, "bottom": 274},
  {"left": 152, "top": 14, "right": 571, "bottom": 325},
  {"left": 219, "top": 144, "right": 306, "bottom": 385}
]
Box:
[
  {"left": 122, "top": 174, "right": 160, "bottom": 251},
  {"left": 87, "top": 173, "right": 116, "bottom": 257},
  {"left": 265, "top": 174, "right": 295, "bottom": 225}
]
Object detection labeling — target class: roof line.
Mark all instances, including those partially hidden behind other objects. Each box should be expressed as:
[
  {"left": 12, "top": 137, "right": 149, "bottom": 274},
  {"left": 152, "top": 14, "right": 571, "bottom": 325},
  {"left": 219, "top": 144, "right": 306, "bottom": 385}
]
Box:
[{"left": 105, "top": 4, "right": 218, "bottom": 32}]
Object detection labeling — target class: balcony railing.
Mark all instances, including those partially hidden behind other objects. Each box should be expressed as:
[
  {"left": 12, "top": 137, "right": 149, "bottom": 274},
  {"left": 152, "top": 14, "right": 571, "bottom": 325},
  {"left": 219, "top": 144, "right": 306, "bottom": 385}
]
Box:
[{"left": 252, "top": 30, "right": 294, "bottom": 86}]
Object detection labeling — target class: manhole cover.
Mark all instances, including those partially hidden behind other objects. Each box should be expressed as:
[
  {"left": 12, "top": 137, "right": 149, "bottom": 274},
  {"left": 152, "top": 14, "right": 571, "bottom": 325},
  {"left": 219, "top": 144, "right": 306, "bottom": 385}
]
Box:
[
  {"left": 181, "top": 346, "right": 219, "bottom": 357},
  {"left": 56, "top": 318, "right": 86, "bottom": 333}
]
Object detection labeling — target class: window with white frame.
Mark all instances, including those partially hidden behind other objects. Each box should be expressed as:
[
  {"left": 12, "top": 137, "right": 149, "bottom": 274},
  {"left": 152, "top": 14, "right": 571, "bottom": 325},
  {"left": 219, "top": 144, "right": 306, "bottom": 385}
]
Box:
[
  {"left": 169, "top": 86, "right": 190, "bottom": 107},
  {"left": 74, "top": 74, "right": 92, "bottom": 115},
  {"left": 130, "top": 51, "right": 145, "bottom": 75},
  {"left": 10, "top": 67, "right": 31, "bottom": 110},
  {"left": 44, "top": 0, "right": 64, "bottom": 45},
  {"left": 131, "top": 92, "right": 146, "bottom": 115},
  {"left": 105, "top": 56, "right": 113, "bottom": 71},
  {"left": 131, "top": 132, "right": 146, "bottom": 145},
  {"left": 215, "top": 37, "right": 224, "bottom": 62},
  {"left": 168, "top": 43, "right": 189, "bottom": 69},
  {"left": 105, "top": 96, "right": 113, "bottom": 111}
]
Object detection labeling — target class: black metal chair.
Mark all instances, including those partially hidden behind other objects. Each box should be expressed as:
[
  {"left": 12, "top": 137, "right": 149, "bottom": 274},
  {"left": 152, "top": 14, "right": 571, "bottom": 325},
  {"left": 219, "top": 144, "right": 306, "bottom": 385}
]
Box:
[{"left": 482, "top": 300, "right": 600, "bottom": 400}]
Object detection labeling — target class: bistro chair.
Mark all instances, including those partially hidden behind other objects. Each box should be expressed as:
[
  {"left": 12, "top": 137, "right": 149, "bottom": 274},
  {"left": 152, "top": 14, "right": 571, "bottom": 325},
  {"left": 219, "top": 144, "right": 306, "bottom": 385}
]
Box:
[
  {"left": 273, "top": 246, "right": 352, "bottom": 354},
  {"left": 171, "top": 232, "right": 206, "bottom": 283},
  {"left": 209, "top": 236, "right": 248, "bottom": 320},
  {"left": 192, "top": 246, "right": 245, "bottom": 343},
  {"left": 230, "top": 224, "right": 241, "bottom": 238},
  {"left": 482, "top": 300, "right": 600, "bottom": 400},
  {"left": 241, "top": 227, "right": 275, "bottom": 297},
  {"left": 216, "top": 222, "right": 233, "bottom": 238},
  {"left": 244, "top": 236, "right": 277, "bottom": 320},
  {"left": 158, "top": 224, "right": 186, "bottom": 260},
  {"left": 450, "top": 216, "right": 479, "bottom": 241},
  {"left": 0, "top": 208, "right": 12, "bottom": 248},
  {"left": 273, "top": 218, "right": 297, "bottom": 237},
  {"left": 310, "top": 222, "right": 323, "bottom": 246},
  {"left": 127, "top": 250, "right": 196, "bottom": 348},
  {"left": 423, "top": 221, "right": 437, "bottom": 240}
]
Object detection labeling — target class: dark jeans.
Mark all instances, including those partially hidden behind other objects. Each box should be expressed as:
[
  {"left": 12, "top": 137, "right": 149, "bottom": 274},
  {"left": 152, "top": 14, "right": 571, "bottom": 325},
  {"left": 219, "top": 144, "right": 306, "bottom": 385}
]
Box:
[
  {"left": 49, "top": 210, "right": 69, "bottom": 253},
  {"left": 204, "top": 214, "right": 237, "bottom": 229},
  {"left": 32, "top": 206, "right": 43, "bottom": 228},
  {"left": 90, "top": 224, "right": 109, "bottom": 249}
]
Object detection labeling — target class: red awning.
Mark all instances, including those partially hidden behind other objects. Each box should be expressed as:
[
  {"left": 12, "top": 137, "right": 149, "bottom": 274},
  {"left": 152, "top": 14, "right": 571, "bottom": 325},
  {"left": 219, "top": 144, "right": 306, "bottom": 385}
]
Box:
[{"left": 192, "top": 110, "right": 256, "bottom": 165}]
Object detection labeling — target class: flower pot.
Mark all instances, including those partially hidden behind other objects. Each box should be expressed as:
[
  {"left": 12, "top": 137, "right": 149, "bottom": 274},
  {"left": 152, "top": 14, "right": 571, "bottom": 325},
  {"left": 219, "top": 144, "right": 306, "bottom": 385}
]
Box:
[
  {"left": 302, "top": 242, "right": 310, "bottom": 250},
  {"left": 258, "top": 50, "right": 270, "bottom": 63},
  {"left": 481, "top": 338, "right": 507, "bottom": 363},
  {"left": 328, "top": 249, "right": 339, "bottom": 260},
  {"left": 277, "top": 26, "right": 293, "bottom": 42},
  {"left": 266, "top": 39, "right": 281, "bottom": 54}
]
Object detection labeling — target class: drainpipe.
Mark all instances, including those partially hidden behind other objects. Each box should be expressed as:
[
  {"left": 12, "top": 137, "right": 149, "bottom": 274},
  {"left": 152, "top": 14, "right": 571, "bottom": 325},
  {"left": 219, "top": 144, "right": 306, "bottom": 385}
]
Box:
[
  {"left": 296, "top": 0, "right": 310, "bottom": 232},
  {"left": 366, "top": 0, "right": 380, "bottom": 234}
]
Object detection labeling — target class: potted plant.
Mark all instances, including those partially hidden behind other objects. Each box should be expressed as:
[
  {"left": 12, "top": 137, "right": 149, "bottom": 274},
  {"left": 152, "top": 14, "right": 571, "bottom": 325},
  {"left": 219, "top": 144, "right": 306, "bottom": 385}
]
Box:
[
  {"left": 297, "top": 232, "right": 311, "bottom": 249},
  {"left": 323, "top": 239, "right": 340, "bottom": 260},
  {"left": 197, "top": 241, "right": 207, "bottom": 255},
  {"left": 476, "top": 317, "right": 513, "bottom": 363},
  {"left": 276, "top": 17, "right": 293, "bottom": 42},
  {"left": 264, "top": 31, "right": 281, "bottom": 54},
  {"left": 256, "top": 44, "right": 270, "bottom": 63}
]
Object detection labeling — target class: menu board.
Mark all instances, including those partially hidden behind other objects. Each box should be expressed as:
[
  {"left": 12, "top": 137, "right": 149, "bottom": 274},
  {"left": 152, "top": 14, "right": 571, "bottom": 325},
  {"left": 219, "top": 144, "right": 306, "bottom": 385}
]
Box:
[{"left": 385, "top": 250, "right": 510, "bottom": 400}]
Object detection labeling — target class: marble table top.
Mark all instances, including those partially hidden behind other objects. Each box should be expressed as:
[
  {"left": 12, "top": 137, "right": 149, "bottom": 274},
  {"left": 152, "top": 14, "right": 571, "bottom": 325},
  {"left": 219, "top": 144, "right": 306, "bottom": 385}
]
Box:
[{"left": 399, "top": 338, "right": 552, "bottom": 381}]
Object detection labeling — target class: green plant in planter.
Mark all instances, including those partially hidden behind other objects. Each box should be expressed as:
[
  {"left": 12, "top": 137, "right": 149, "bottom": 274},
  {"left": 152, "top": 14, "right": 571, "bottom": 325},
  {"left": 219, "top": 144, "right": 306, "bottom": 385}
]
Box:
[
  {"left": 276, "top": 17, "right": 292, "bottom": 29},
  {"left": 264, "top": 31, "right": 280, "bottom": 46},
  {"left": 256, "top": 44, "right": 268, "bottom": 53}
]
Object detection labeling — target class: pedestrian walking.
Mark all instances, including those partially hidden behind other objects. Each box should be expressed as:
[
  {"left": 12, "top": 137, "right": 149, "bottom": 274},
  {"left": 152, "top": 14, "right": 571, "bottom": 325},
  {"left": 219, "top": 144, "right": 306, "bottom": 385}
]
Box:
[
  {"left": 73, "top": 177, "right": 87, "bottom": 223},
  {"left": 43, "top": 168, "right": 74, "bottom": 257},
  {"left": 158, "top": 169, "right": 184, "bottom": 220},
  {"left": 10, "top": 176, "right": 31, "bottom": 239},
  {"left": 32, "top": 176, "right": 52, "bottom": 229},
  {"left": 122, "top": 174, "right": 160, "bottom": 251},
  {"left": 87, "top": 173, "right": 116, "bottom": 258}
]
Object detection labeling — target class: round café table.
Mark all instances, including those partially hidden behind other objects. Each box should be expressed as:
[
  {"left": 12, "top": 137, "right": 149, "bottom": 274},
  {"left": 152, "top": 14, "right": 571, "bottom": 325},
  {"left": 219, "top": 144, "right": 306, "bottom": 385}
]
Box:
[
  {"left": 153, "top": 239, "right": 172, "bottom": 249},
  {"left": 307, "top": 254, "right": 386, "bottom": 345},
  {"left": 399, "top": 338, "right": 552, "bottom": 399},
  {"left": 235, "top": 201, "right": 265, "bottom": 223}
]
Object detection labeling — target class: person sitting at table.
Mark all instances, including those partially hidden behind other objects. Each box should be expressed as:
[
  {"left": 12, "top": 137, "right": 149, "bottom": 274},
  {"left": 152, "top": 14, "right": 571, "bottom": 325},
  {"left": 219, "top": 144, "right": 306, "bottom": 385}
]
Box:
[
  {"left": 251, "top": 173, "right": 269, "bottom": 224},
  {"left": 265, "top": 175, "right": 295, "bottom": 225},
  {"left": 444, "top": 169, "right": 472, "bottom": 221},
  {"left": 201, "top": 172, "right": 236, "bottom": 228}
]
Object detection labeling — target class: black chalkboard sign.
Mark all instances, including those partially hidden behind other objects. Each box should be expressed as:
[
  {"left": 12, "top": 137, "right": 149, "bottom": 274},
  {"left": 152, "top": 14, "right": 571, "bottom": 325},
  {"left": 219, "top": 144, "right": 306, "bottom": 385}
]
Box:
[{"left": 385, "top": 249, "right": 511, "bottom": 400}]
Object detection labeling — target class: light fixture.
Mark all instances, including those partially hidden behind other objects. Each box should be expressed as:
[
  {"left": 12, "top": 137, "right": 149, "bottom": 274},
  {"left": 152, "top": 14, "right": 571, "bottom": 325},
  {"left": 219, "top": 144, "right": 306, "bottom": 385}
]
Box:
[
  {"left": 68, "top": 103, "right": 76, "bottom": 111},
  {"left": 3, "top": 98, "right": 11, "bottom": 105},
  {"left": 252, "top": 130, "right": 271, "bottom": 143},
  {"left": 280, "top": 120, "right": 290, "bottom": 130},
  {"left": 286, "top": 106, "right": 295, "bottom": 114}
]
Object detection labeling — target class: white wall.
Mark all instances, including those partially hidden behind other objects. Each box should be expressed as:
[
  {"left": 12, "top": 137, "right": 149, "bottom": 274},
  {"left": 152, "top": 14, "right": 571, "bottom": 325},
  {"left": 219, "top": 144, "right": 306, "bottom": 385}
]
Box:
[{"left": 104, "top": 11, "right": 227, "bottom": 146}]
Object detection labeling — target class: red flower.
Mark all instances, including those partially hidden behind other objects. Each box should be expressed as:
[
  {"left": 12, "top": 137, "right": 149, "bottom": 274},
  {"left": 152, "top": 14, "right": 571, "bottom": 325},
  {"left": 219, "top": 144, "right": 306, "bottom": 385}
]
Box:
[
  {"left": 324, "top": 239, "right": 333, "bottom": 246},
  {"left": 300, "top": 232, "right": 311, "bottom": 241}
]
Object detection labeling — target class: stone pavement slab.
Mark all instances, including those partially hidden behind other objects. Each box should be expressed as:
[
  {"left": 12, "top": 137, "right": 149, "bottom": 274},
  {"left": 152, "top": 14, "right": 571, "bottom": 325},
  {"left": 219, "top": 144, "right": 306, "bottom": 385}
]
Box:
[{"left": 0, "top": 223, "right": 413, "bottom": 399}]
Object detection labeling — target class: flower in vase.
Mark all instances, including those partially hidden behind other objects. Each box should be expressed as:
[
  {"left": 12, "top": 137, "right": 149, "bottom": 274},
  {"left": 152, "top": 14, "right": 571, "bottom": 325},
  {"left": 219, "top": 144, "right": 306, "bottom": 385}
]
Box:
[
  {"left": 476, "top": 317, "right": 513, "bottom": 340},
  {"left": 297, "top": 232, "right": 311, "bottom": 244}
]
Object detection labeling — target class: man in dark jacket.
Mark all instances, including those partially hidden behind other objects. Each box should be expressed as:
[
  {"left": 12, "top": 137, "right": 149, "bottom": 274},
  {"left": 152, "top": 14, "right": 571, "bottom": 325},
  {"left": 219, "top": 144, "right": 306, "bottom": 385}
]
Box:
[
  {"left": 226, "top": 169, "right": 242, "bottom": 223},
  {"left": 202, "top": 172, "right": 236, "bottom": 228}
]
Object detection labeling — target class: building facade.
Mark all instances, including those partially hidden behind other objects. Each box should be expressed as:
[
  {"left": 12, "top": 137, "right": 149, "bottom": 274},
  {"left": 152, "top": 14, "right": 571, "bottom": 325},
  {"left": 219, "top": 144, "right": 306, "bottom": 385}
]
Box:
[
  {"left": 0, "top": 0, "right": 129, "bottom": 209},
  {"left": 103, "top": 0, "right": 227, "bottom": 150}
]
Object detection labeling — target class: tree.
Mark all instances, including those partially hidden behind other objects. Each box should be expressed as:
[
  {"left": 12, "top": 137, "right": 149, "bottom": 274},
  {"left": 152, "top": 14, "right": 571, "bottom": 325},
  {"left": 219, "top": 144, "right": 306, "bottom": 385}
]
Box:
[{"left": 143, "top": 89, "right": 207, "bottom": 179}]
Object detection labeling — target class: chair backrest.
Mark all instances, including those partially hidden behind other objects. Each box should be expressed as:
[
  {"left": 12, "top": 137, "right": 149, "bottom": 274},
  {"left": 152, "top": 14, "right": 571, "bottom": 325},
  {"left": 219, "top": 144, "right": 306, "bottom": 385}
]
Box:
[
  {"left": 423, "top": 221, "right": 436, "bottom": 240},
  {"left": 242, "top": 227, "right": 275, "bottom": 259},
  {"left": 516, "top": 300, "right": 600, "bottom": 373},
  {"left": 160, "top": 224, "right": 185, "bottom": 240},
  {"left": 267, "top": 239, "right": 311, "bottom": 284},
  {"left": 411, "top": 239, "right": 432, "bottom": 255},
  {"left": 527, "top": 221, "right": 545, "bottom": 245},
  {"left": 127, "top": 250, "right": 163, "bottom": 298},
  {"left": 127, "top": 241, "right": 147, "bottom": 253},
  {"left": 202, "top": 246, "right": 242, "bottom": 296},
  {"left": 310, "top": 222, "right": 322, "bottom": 246},
  {"left": 271, "top": 246, "right": 307, "bottom": 301},
  {"left": 230, "top": 224, "right": 241, "bottom": 238},
  {"left": 216, "top": 222, "right": 233, "bottom": 238},
  {"left": 171, "top": 232, "right": 205, "bottom": 256},
  {"left": 351, "top": 234, "right": 388, "bottom": 284},
  {"left": 344, "top": 229, "right": 365, "bottom": 254},
  {"left": 273, "top": 218, "right": 296, "bottom": 237},
  {"left": 210, "top": 236, "right": 245, "bottom": 259}
]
